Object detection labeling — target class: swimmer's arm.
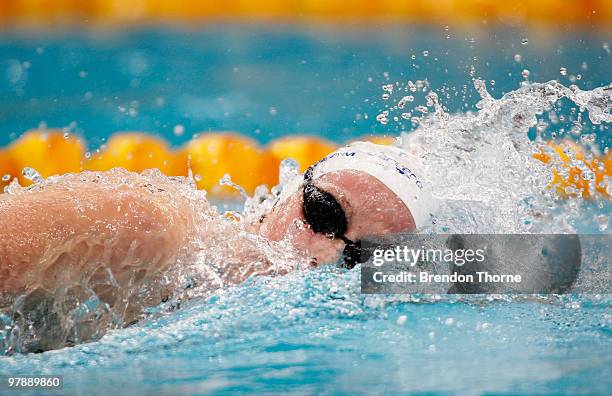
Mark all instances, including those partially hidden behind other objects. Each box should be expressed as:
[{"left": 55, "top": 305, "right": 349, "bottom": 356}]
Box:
[{"left": 0, "top": 182, "right": 195, "bottom": 296}]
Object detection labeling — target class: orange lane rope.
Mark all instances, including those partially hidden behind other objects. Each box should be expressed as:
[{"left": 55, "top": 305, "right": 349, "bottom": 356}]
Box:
[
  {"left": 0, "top": 0, "right": 609, "bottom": 27},
  {"left": 0, "top": 129, "right": 609, "bottom": 199}
]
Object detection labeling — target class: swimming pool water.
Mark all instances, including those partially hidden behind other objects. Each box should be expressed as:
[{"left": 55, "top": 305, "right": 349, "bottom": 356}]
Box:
[
  {"left": 2, "top": 267, "right": 611, "bottom": 394},
  {"left": 1, "top": 25, "right": 610, "bottom": 148},
  {"left": 0, "top": 25, "right": 610, "bottom": 394}
]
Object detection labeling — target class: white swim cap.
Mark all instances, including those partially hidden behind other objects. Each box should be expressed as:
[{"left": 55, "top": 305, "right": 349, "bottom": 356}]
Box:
[{"left": 276, "top": 141, "right": 437, "bottom": 229}]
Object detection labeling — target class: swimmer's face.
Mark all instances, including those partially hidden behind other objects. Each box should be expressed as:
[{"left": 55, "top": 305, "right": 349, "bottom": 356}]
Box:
[{"left": 257, "top": 170, "right": 416, "bottom": 265}]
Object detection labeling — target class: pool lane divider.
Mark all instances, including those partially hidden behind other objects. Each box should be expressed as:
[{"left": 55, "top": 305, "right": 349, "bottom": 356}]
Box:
[
  {"left": 0, "top": 0, "right": 609, "bottom": 27},
  {"left": 0, "top": 130, "right": 609, "bottom": 199}
]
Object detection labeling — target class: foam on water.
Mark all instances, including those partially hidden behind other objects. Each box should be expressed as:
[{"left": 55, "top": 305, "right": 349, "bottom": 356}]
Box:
[{"left": 0, "top": 80, "right": 610, "bottom": 356}]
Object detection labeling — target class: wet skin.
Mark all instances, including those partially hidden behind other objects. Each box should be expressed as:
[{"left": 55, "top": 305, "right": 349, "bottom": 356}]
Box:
[{"left": 0, "top": 172, "right": 198, "bottom": 296}]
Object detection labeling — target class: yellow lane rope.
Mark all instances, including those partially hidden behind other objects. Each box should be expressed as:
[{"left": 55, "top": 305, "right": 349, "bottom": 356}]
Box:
[
  {"left": 0, "top": 0, "right": 610, "bottom": 27},
  {"left": 0, "top": 129, "right": 609, "bottom": 199}
]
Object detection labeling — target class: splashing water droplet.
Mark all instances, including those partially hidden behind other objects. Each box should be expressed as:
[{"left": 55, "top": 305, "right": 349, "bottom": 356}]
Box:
[
  {"left": 395, "top": 79, "right": 611, "bottom": 234},
  {"left": 22, "top": 167, "right": 44, "bottom": 184},
  {"left": 279, "top": 158, "right": 300, "bottom": 185},
  {"left": 397, "top": 95, "right": 414, "bottom": 109},
  {"left": 382, "top": 84, "right": 394, "bottom": 93},
  {"left": 173, "top": 124, "right": 185, "bottom": 137},
  {"left": 219, "top": 173, "right": 248, "bottom": 199},
  {"left": 521, "top": 69, "right": 530, "bottom": 79},
  {"left": 596, "top": 215, "right": 608, "bottom": 231},
  {"left": 376, "top": 111, "right": 389, "bottom": 125}
]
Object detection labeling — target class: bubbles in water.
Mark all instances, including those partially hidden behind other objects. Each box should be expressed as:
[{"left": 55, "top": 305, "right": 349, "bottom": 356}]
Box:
[
  {"left": 2, "top": 174, "right": 10, "bottom": 181},
  {"left": 513, "top": 54, "right": 522, "bottom": 63},
  {"left": 560, "top": 67, "right": 567, "bottom": 76},
  {"left": 521, "top": 38, "right": 529, "bottom": 46},
  {"left": 603, "top": 42, "right": 610, "bottom": 54},
  {"left": 422, "top": 50, "right": 429, "bottom": 57}
]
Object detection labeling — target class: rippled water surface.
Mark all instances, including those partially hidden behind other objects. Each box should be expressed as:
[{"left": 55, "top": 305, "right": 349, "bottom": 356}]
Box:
[{"left": 2, "top": 268, "right": 611, "bottom": 394}]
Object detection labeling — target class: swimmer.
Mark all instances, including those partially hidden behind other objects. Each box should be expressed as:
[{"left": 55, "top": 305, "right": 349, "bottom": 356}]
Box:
[
  {"left": 0, "top": 142, "right": 431, "bottom": 332},
  {"left": 0, "top": 141, "right": 584, "bottom": 353}
]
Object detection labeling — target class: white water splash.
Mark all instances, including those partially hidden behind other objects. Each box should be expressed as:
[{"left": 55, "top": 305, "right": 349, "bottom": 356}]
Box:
[{"left": 377, "top": 79, "right": 611, "bottom": 234}]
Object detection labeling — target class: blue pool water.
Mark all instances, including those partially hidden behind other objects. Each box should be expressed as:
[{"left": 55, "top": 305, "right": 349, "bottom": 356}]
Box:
[
  {"left": 1, "top": 25, "right": 610, "bottom": 148},
  {"left": 1, "top": 25, "right": 611, "bottom": 394},
  {"left": 2, "top": 268, "right": 611, "bottom": 394}
]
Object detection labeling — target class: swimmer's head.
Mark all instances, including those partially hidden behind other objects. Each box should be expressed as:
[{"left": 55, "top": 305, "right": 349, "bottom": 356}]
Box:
[{"left": 257, "top": 141, "right": 436, "bottom": 267}]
